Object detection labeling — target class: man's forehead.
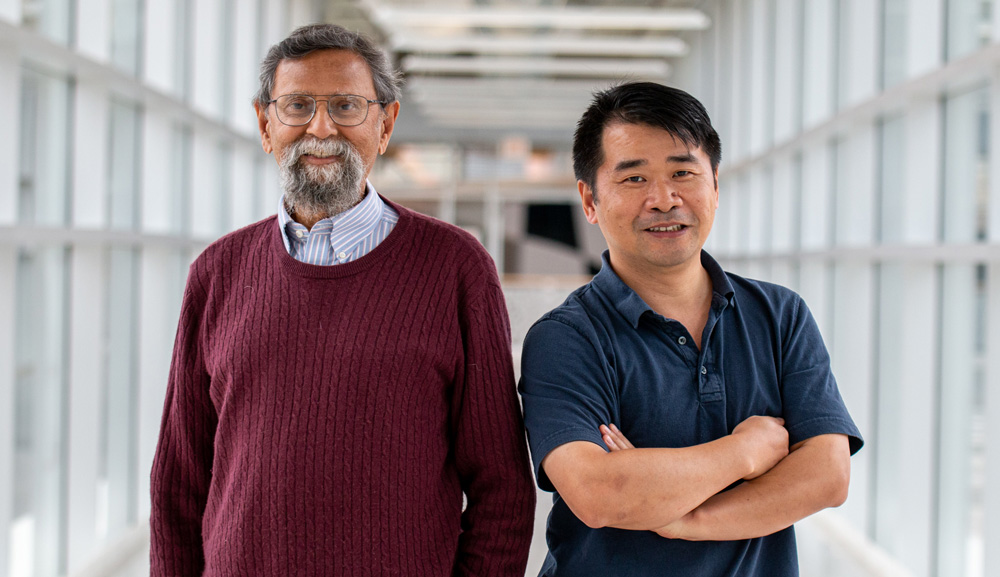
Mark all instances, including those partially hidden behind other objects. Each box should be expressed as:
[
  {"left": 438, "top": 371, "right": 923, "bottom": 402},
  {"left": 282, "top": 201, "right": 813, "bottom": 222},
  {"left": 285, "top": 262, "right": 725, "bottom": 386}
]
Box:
[
  {"left": 600, "top": 122, "right": 707, "bottom": 166},
  {"left": 273, "top": 49, "right": 374, "bottom": 90}
]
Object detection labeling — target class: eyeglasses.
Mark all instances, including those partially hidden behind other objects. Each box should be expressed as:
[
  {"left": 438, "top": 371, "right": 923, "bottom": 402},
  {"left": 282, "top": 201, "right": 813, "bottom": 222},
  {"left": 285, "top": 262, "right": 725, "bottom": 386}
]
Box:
[{"left": 267, "top": 94, "right": 387, "bottom": 127}]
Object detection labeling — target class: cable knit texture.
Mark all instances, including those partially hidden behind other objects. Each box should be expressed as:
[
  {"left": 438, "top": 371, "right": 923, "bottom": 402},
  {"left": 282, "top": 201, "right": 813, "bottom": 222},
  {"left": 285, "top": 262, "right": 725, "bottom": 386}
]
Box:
[{"left": 150, "top": 200, "right": 535, "bottom": 576}]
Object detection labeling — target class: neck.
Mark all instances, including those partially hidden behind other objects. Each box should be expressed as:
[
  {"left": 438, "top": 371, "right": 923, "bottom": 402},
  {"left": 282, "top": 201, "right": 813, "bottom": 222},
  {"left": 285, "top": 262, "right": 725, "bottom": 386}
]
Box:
[
  {"left": 290, "top": 206, "right": 329, "bottom": 231},
  {"left": 611, "top": 253, "right": 714, "bottom": 347}
]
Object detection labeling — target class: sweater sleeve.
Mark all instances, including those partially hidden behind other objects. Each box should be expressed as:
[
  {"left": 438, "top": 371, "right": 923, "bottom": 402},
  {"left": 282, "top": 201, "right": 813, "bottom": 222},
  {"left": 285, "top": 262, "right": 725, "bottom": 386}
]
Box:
[
  {"left": 149, "top": 264, "right": 217, "bottom": 576},
  {"left": 451, "top": 278, "right": 536, "bottom": 577}
]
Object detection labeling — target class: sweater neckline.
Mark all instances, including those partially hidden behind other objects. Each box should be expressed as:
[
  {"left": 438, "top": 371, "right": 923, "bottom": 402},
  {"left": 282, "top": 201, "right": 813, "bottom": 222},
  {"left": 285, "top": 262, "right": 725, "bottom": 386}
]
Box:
[{"left": 272, "top": 195, "right": 413, "bottom": 279}]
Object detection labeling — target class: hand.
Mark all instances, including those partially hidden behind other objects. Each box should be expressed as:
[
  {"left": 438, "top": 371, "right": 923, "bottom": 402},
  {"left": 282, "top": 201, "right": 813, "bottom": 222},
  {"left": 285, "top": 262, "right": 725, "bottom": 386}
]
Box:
[
  {"left": 731, "top": 416, "right": 788, "bottom": 479},
  {"left": 652, "top": 517, "right": 687, "bottom": 540},
  {"left": 599, "top": 424, "right": 634, "bottom": 451}
]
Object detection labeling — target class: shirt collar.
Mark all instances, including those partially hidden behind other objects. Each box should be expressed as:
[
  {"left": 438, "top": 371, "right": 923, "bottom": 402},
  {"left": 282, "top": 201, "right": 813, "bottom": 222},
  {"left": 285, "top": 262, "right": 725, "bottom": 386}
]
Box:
[
  {"left": 592, "top": 249, "right": 736, "bottom": 328},
  {"left": 278, "top": 180, "right": 384, "bottom": 252}
]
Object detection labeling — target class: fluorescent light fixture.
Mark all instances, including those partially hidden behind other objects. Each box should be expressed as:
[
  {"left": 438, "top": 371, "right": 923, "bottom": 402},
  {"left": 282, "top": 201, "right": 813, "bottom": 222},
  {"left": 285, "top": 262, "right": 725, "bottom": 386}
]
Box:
[
  {"left": 406, "top": 77, "right": 612, "bottom": 98},
  {"left": 425, "top": 115, "right": 582, "bottom": 129},
  {"left": 402, "top": 55, "right": 671, "bottom": 78},
  {"left": 370, "top": 6, "right": 711, "bottom": 31},
  {"left": 391, "top": 34, "right": 687, "bottom": 58}
]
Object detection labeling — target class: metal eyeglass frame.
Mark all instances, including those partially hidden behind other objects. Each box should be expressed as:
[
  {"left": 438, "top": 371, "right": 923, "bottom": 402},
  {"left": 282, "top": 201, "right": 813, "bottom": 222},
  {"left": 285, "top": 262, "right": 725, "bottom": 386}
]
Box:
[{"left": 267, "top": 94, "right": 388, "bottom": 127}]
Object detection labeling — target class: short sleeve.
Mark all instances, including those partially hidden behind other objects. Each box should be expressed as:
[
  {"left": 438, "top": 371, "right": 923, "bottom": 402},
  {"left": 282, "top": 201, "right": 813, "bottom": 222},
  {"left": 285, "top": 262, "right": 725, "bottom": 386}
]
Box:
[
  {"left": 518, "top": 316, "right": 618, "bottom": 491},
  {"left": 779, "top": 297, "right": 864, "bottom": 455}
]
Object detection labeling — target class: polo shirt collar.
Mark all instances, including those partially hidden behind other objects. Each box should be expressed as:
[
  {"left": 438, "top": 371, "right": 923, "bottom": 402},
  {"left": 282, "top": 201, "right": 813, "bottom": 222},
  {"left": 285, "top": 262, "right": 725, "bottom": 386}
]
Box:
[{"left": 593, "top": 250, "right": 736, "bottom": 329}]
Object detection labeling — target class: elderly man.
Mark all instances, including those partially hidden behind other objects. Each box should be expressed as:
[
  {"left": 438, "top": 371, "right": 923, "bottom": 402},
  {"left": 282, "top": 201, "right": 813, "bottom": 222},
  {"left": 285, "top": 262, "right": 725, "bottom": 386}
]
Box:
[
  {"left": 518, "top": 82, "right": 863, "bottom": 576},
  {"left": 150, "top": 24, "right": 534, "bottom": 576}
]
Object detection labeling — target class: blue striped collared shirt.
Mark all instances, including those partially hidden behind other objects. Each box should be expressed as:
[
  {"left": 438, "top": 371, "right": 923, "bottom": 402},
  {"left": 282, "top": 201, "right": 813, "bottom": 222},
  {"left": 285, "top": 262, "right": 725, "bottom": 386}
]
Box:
[{"left": 277, "top": 181, "right": 398, "bottom": 265}]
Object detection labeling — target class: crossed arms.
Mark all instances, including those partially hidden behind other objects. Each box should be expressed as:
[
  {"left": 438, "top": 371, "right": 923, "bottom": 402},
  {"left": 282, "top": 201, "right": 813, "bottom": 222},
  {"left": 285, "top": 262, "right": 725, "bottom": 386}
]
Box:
[{"left": 542, "top": 418, "right": 851, "bottom": 541}]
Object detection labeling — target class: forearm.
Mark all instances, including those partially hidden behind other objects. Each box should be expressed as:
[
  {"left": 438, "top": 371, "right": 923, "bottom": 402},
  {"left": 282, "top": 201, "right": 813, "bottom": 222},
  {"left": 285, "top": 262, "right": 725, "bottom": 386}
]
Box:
[
  {"left": 547, "top": 435, "right": 756, "bottom": 531},
  {"left": 659, "top": 434, "right": 850, "bottom": 541}
]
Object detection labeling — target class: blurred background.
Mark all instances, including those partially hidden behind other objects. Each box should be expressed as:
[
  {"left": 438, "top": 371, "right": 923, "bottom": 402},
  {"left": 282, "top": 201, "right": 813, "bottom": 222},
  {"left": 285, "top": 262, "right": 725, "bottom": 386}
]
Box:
[{"left": 0, "top": 0, "right": 997, "bottom": 576}]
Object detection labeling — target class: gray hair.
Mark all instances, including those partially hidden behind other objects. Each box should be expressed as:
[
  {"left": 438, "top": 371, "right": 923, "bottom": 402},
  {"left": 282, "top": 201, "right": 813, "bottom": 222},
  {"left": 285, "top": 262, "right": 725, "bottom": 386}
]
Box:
[{"left": 254, "top": 23, "right": 402, "bottom": 110}]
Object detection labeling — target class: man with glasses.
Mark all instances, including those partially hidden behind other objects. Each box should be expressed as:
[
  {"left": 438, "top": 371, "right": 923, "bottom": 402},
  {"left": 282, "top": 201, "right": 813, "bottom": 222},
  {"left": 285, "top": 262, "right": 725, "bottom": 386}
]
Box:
[
  {"left": 150, "top": 24, "right": 535, "bottom": 576},
  {"left": 518, "top": 82, "right": 863, "bottom": 576}
]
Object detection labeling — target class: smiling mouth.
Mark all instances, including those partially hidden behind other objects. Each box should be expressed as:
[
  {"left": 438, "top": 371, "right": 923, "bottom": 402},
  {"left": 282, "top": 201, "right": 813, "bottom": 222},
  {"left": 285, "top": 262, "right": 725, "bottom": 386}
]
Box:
[
  {"left": 299, "top": 153, "right": 341, "bottom": 164},
  {"left": 647, "top": 224, "right": 685, "bottom": 232}
]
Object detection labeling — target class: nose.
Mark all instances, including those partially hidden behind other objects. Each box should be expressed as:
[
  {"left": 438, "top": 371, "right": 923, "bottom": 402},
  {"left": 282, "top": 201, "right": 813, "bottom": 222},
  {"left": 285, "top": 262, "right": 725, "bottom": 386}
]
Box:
[
  {"left": 305, "top": 101, "right": 340, "bottom": 140},
  {"left": 646, "top": 179, "right": 682, "bottom": 212}
]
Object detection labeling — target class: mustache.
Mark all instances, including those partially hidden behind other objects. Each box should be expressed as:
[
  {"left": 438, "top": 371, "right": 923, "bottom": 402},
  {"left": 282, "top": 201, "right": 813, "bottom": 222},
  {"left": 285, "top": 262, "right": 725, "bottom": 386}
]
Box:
[{"left": 284, "top": 137, "right": 356, "bottom": 166}]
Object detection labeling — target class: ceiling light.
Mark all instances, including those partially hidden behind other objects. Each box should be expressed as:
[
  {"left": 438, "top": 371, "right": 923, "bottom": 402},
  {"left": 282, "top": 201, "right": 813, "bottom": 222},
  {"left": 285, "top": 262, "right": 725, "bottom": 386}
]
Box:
[
  {"left": 369, "top": 6, "right": 710, "bottom": 31},
  {"left": 402, "top": 55, "right": 671, "bottom": 78},
  {"left": 391, "top": 35, "right": 687, "bottom": 58}
]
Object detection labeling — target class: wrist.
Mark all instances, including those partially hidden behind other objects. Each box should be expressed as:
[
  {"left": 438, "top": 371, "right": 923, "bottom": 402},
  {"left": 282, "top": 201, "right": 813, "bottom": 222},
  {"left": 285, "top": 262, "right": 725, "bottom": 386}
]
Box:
[{"left": 727, "top": 432, "right": 758, "bottom": 479}]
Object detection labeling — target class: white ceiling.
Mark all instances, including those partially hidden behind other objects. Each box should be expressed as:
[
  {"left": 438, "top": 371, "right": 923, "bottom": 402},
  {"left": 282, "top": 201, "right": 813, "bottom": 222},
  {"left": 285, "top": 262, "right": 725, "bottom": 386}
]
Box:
[{"left": 341, "top": 0, "right": 711, "bottom": 147}]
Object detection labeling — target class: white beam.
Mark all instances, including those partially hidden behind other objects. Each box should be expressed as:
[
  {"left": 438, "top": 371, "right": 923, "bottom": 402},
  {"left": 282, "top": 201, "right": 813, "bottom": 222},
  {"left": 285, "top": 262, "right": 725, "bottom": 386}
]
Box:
[
  {"left": 423, "top": 115, "right": 579, "bottom": 130},
  {"left": 392, "top": 34, "right": 687, "bottom": 58},
  {"left": 371, "top": 6, "right": 710, "bottom": 31},
  {"left": 402, "top": 55, "right": 670, "bottom": 78},
  {"left": 409, "top": 94, "right": 593, "bottom": 109},
  {"left": 406, "top": 77, "right": 610, "bottom": 98}
]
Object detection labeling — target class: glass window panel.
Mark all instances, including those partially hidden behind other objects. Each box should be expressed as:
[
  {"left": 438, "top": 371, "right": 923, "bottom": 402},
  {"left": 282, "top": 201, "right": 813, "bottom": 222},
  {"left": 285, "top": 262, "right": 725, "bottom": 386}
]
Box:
[
  {"left": 947, "top": 0, "right": 993, "bottom": 61},
  {"left": 108, "top": 99, "right": 142, "bottom": 230},
  {"left": 836, "top": 0, "right": 849, "bottom": 110},
  {"left": 873, "top": 262, "right": 906, "bottom": 554},
  {"left": 98, "top": 248, "right": 139, "bottom": 543},
  {"left": 170, "top": 124, "right": 193, "bottom": 234},
  {"left": 220, "top": 0, "right": 235, "bottom": 122},
  {"left": 878, "top": 115, "right": 906, "bottom": 244},
  {"left": 12, "top": 246, "right": 69, "bottom": 577},
  {"left": 18, "top": 67, "right": 71, "bottom": 227},
  {"left": 174, "top": 0, "right": 193, "bottom": 99},
  {"left": 943, "top": 87, "right": 989, "bottom": 243},
  {"left": 936, "top": 263, "right": 987, "bottom": 577},
  {"left": 802, "top": 0, "right": 834, "bottom": 127},
  {"left": 111, "top": 0, "right": 143, "bottom": 75},
  {"left": 218, "top": 143, "right": 233, "bottom": 233},
  {"left": 882, "top": 0, "right": 908, "bottom": 89},
  {"left": 21, "top": 0, "right": 72, "bottom": 44}
]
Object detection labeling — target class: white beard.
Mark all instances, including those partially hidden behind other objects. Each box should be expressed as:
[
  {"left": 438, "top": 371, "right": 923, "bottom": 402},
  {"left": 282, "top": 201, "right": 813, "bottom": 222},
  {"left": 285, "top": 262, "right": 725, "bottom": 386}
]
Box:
[{"left": 279, "top": 137, "right": 366, "bottom": 218}]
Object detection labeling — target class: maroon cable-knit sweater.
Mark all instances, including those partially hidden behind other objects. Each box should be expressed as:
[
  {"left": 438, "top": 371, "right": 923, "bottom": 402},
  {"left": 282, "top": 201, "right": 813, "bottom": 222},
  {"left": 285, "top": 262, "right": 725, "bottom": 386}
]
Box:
[{"left": 150, "top": 200, "right": 535, "bottom": 576}]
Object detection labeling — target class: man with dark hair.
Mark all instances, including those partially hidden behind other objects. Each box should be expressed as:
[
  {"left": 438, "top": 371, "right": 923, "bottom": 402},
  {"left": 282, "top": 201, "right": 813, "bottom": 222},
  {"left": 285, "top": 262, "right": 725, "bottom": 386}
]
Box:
[
  {"left": 519, "top": 82, "right": 863, "bottom": 576},
  {"left": 150, "top": 23, "right": 535, "bottom": 576}
]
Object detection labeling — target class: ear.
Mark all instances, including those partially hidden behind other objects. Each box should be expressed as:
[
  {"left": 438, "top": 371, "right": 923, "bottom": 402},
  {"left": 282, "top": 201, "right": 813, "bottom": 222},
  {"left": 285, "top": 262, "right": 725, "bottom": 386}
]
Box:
[
  {"left": 377, "top": 101, "right": 400, "bottom": 155},
  {"left": 579, "top": 180, "right": 599, "bottom": 224},
  {"left": 255, "top": 101, "right": 273, "bottom": 154},
  {"left": 712, "top": 168, "right": 720, "bottom": 209}
]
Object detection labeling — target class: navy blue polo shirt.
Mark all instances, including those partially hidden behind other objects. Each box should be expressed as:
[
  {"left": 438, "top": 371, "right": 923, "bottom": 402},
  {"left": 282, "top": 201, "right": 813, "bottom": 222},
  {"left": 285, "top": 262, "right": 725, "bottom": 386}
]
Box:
[{"left": 519, "top": 251, "right": 863, "bottom": 577}]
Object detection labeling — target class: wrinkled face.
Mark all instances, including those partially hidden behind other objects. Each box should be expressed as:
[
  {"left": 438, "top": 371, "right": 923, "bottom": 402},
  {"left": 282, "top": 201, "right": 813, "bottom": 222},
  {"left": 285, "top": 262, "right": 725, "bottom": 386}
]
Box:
[
  {"left": 255, "top": 49, "right": 399, "bottom": 209},
  {"left": 579, "top": 121, "right": 719, "bottom": 278}
]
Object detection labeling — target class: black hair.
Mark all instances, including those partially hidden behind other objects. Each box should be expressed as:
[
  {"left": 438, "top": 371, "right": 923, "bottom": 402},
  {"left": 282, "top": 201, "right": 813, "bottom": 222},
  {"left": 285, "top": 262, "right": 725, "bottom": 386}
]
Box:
[{"left": 572, "top": 82, "right": 721, "bottom": 199}]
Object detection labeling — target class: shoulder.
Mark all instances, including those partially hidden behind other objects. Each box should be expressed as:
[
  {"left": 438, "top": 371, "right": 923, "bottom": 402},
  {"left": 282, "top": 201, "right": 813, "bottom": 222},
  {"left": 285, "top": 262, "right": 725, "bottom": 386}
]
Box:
[
  {"left": 195, "top": 216, "right": 275, "bottom": 265},
  {"left": 391, "top": 201, "right": 499, "bottom": 287},
  {"left": 188, "top": 216, "right": 276, "bottom": 286},
  {"left": 725, "top": 271, "right": 807, "bottom": 321},
  {"left": 525, "top": 282, "right": 607, "bottom": 348},
  {"left": 397, "top": 204, "right": 490, "bottom": 257}
]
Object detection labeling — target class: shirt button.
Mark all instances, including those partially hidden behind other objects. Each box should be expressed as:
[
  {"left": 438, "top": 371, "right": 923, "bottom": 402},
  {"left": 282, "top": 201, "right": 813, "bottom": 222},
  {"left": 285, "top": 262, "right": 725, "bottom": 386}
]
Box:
[
  {"left": 295, "top": 230, "right": 305, "bottom": 238},
  {"left": 701, "top": 366, "right": 708, "bottom": 375},
  {"left": 337, "top": 251, "right": 347, "bottom": 259},
  {"left": 678, "top": 336, "right": 687, "bottom": 345}
]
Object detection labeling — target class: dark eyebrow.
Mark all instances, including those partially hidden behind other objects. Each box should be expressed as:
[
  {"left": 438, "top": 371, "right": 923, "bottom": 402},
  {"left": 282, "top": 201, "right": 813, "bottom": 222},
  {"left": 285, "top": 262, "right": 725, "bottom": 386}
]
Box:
[
  {"left": 613, "top": 159, "right": 646, "bottom": 172},
  {"left": 667, "top": 153, "right": 698, "bottom": 164}
]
